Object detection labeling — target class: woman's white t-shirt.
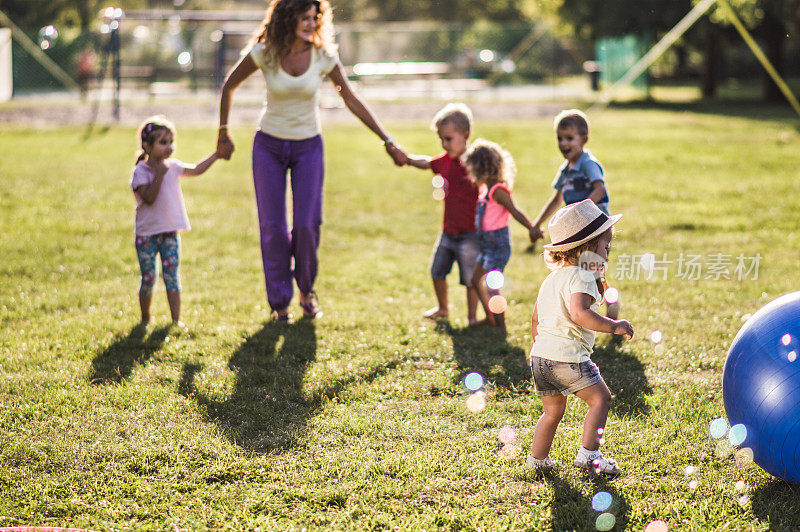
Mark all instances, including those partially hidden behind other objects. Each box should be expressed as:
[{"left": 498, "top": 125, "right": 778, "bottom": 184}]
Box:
[
  {"left": 249, "top": 43, "right": 339, "bottom": 140},
  {"left": 529, "top": 266, "right": 601, "bottom": 363},
  {"left": 130, "top": 159, "right": 190, "bottom": 236}
]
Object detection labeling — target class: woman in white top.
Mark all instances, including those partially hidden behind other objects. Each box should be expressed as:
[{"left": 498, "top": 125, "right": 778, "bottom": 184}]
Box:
[{"left": 216, "top": 0, "right": 407, "bottom": 322}]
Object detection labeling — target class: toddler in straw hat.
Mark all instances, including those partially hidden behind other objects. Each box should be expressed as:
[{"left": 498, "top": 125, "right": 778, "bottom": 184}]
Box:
[{"left": 526, "top": 199, "right": 633, "bottom": 475}]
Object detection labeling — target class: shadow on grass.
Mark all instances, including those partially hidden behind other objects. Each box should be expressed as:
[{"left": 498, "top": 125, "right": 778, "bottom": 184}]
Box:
[
  {"left": 89, "top": 323, "right": 170, "bottom": 384},
  {"left": 178, "top": 319, "right": 400, "bottom": 453},
  {"left": 540, "top": 471, "right": 629, "bottom": 531},
  {"left": 435, "top": 321, "right": 530, "bottom": 394},
  {"left": 592, "top": 336, "right": 652, "bottom": 418},
  {"left": 750, "top": 478, "right": 800, "bottom": 529}
]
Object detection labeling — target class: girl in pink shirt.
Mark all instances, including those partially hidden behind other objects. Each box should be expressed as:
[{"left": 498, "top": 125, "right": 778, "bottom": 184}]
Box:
[
  {"left": 465, "top": 139, "right": 538, "bottom": 331},
  {"left": 130, "top": 116, "right": 219, "bottom": 326}
]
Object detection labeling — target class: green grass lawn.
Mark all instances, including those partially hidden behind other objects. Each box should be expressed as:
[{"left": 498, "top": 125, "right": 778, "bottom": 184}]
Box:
[{"left": 2, "top": 105, "right": 800, "bottom": 530}]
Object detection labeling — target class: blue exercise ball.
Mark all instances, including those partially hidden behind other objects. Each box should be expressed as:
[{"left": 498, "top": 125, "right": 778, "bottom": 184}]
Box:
[{"left": 723, "top": 291, "right": 800, "bottom": 483}]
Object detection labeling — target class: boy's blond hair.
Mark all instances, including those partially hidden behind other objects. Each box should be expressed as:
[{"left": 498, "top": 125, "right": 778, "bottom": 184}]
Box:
[
  {"left": 554, "top": 108, "right": 589, "bottom": 137},
  {"left": 430, "top": 103, "right": 473, "bottom": 134},
  {"left": 464, "top": 138, "right": 516, "bottom": 189}
]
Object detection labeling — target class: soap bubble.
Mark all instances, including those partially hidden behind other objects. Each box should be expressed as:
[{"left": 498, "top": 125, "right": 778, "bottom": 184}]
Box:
[
  {"left": 464, "top": 372, "right": 484, "bottom": 391},
  {"left": 591, "top": 491, "right": 613, "bottom": 512},
  {"left": 728, "top": 424, "right": 747, "bottom": 446},
  {"left": 485, "top": 271, "right": 505, "bottom": 290},
  {"left": 465, "top": 392, "right": 486, "bottom": 413},
  {"left": 709, "top": 417, "right": 728, "bottom": 439},
  {"left": 595, "top": 513, "right": 616, "bottom": 531},
  {"left": 603, "top": 287, "right": 619, "bottom": 305}
]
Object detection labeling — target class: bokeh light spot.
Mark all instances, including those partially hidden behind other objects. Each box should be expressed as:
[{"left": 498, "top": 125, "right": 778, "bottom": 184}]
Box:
[
  {"left": 604, "top": 287, "right": 619, "bottom": 305},
  {"left": 688, "top": 479, "right": 698, "bottom": 490},
  {"left": 650, "top": 330, "right": 663, "bottom": 344},
  {"left": 715, "top": 439, "right": 734, "bottom": 458},
  {"left": 485, "top": 270, "right": 505, "bottom": 290},
  {"left": 591, "top": 491, "right": 613, "bottom": 512},
  {"left": 431, "top": 175, "right": 445, "bottom": 189},
  {"left": 498, "top": 443, "right": 520, "bottom": 460},
  {"left": 781, "top": 333, "right": 792, "bottom": 346},
  {"left": 738, "top": 495, "right": 750, "bottom": 506},
  {"left": 734, "top": 480, "right": 747, "bottom": 492},
  {"left": 595, "top": 513, "right": 616, "bottom": 531},
  {"left": 465, "top": 392, "right": 486, "bottom": 413},
  {"left": 645, "top": 521, "right": 668, "bottom": 532},
  {"left": 734, "top": 447, "right": 754, "bottom": 468},
  {"left": 684, "top": 465, "right": 697, "bottom": 476},
  {"left": 488, "top": 295, "right": 507, "bottom": 314},
  {"left": 789, "top": 350, "right": 797, "bottom": 363},
  {"left": 709, "top": 417, "right": 728, "bottom": 439},
  {"left": 729, "top": 424, "right": 747, "bottom": 446},
  {"left": 432, "top": 188, "right": 446, "bottom": 201},
  {"left": 498, "top": 426, "right": 517, "bottom": 445},
  {"left": 464, "top": 372, "right": 484, "bottom": 391}
]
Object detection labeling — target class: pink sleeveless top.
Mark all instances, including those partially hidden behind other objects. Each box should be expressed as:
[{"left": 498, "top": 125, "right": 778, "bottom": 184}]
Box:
[{"left": 479, "top": 182, "right": 511, "bottom": 231}]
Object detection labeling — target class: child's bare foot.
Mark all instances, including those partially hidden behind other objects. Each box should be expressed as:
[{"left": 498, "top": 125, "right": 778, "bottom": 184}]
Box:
[{"left": 423, "top": 307, "right": 448, "bottom": 320}]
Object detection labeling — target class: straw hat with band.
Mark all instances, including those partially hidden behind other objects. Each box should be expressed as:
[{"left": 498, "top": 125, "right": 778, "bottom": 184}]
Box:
[{"left": 544, "top": 199, "right": 622, "bottom": 252}]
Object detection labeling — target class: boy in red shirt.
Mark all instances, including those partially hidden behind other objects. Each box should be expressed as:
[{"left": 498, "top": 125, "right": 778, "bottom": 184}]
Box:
[{"left": 406, "top": 103, "right": 481, "bottom": 324}]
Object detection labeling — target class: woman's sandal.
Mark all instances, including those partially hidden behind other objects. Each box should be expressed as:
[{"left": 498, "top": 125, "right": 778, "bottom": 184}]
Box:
[
  {"left": 299, "top": 291, "right": 321, "bottom": 319},
  {"left": 271, "top": 309, "right": 293, "bottom": 323}
]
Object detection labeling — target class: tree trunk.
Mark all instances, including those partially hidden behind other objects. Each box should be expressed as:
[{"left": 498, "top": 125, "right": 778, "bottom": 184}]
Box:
[
  {"left": 701, "top": 22, "right": 722, "bottom": 99},
  {"left": 760, "top": 10, "right": 785, "bottom": 103}
]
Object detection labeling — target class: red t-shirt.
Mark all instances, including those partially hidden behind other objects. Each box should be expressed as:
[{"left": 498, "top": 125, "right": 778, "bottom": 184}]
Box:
[{"left": 430, "top": 152, "right": 478, "bottom": 234}]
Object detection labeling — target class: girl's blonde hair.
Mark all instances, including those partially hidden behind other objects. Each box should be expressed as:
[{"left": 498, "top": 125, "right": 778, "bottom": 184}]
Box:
[
  {"left": 136, "top": 115, "right": 176, "bottom": 164},
  {"left": 251, "top": 0, "right": 335, "bottom": 68},
  {"left": 543, "top": 227, "right": 612, "bottom": 270},
  {"left": 464, "top": 138, "right": 516, "bottom": 188},
  {"left": 430, "top": 102, "right": 473, "bottom": 134}
]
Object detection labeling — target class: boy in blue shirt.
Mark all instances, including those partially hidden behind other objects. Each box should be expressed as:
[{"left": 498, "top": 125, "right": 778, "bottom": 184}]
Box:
[{"left": 532, "top": 109, "right": 619, "bottom": 319}]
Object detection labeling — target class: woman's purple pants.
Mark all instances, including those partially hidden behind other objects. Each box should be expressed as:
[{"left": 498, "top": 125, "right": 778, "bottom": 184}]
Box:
[{"left": 252, "top": 130, "right": 324, "bottom": 311}]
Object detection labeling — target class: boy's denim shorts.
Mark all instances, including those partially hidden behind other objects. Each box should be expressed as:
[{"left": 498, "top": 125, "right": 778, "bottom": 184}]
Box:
[
  {"left": 477, "top": 227, "right": 511, "bottom": 272},
  {"left": 430, "top": 231, "right": 480, "bottom": 286},
  {"left": 530, "top": 356, "right": 602, "bottom": 396}
]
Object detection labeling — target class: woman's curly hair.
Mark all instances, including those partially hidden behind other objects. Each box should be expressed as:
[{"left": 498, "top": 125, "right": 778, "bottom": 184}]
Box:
[{"left": 252, "top": 0, "right": 335, "bottom": 67}]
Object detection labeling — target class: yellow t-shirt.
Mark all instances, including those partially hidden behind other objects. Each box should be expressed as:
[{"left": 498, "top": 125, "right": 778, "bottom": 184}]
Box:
[
  {"left": 530, "top": 266, "right": 601, "bottom": 363},
  {"left": 249, "top": 43, "right": 339, "bottom": 140}
]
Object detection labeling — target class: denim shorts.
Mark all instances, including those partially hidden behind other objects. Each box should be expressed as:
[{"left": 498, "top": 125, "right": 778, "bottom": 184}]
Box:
[
  {"left": 430, "top": 231, "right": 480, "bottom": 286},
  {"left": 530, "top": 356, "right": 602, "bottom": 396},
  {"left": 477, "top": 227, "right": 511, "bottom": 272}
]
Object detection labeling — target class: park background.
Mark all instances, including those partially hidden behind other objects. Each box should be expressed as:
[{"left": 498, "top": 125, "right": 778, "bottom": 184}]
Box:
[{"left": 2, "top": 0, "right": 800, "bottom": 530}]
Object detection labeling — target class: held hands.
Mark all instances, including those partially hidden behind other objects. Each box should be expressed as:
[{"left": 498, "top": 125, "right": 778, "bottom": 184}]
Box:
[
  {"left": 216, "top": 130, "right": 234, "bottom": 160},
  {"left": 528, "top": 226, "right": 544, "bottom": 243},
  {"left": 611, "top": 319, "right": 634, "bottom": 340},
  {"left": 384, "top": 141, "right": 408, "bottom": 167}
]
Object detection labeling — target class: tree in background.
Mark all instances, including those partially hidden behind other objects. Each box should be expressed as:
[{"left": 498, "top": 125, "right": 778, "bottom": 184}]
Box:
[
  {"left": 332, "top": 0, "right": 529, "bottom": 22},
  {"left": 708, "top": 0, "right": 800, "bottom": 102}
]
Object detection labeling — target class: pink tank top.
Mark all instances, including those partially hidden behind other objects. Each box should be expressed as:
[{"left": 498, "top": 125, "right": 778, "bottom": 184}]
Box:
[{"left": 479, "top": 182, "right": 511, "bottom": 231}]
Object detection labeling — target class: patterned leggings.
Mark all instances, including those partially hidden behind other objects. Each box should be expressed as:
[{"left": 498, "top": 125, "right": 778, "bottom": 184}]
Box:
[{"left": 135, "top": 232, "right": 181, "bottom": 296}]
